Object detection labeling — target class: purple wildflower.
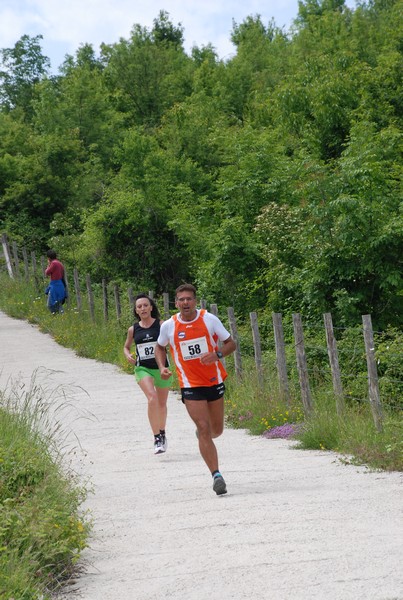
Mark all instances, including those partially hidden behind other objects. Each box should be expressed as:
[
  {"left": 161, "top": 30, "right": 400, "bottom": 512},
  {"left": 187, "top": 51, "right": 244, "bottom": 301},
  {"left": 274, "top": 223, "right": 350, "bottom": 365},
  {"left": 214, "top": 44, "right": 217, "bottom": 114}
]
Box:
[{"left": 262, "top": 423, "right": 302, "bottom": 439}]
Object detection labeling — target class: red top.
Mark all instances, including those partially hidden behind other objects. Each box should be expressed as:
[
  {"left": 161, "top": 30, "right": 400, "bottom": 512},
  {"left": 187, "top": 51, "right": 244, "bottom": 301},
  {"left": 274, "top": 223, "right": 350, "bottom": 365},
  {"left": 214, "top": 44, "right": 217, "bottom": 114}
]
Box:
[{"left": 45, "top": 259, "right": 64, "bottom": 281}]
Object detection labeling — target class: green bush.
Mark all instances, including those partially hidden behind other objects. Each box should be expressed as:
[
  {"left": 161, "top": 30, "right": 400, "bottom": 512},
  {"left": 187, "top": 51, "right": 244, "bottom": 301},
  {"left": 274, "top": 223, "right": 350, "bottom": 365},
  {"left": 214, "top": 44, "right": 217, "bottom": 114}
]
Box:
[{"left": 0, "top": 375, "right": 90, "bottom": 599}]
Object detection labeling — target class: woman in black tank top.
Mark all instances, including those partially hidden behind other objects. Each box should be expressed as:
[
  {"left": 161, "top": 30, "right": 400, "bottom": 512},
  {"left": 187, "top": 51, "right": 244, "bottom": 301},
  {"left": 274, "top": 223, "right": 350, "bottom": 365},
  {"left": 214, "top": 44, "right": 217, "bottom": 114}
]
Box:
[{"left": 123, "top": 294, "right": 172, "bottom": 455}]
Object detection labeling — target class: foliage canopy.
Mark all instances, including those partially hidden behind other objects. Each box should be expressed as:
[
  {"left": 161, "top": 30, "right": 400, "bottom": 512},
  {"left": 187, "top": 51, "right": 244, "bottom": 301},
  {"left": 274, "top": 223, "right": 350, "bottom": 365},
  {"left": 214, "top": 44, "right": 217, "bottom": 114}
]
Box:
[{"left": 0, "top": 2, "right": 402, "bottom": 327}]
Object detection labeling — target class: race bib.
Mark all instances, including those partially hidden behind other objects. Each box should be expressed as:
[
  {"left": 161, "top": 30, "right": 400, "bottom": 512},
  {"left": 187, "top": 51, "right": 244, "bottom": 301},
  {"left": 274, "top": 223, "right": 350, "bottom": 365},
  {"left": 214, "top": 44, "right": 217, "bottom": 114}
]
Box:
[
  {"left": 179, "top": 336, "right": 209, "bottom": 361},
  {"left": 137, "top": 341, "right": 157, "bottom": 361}
]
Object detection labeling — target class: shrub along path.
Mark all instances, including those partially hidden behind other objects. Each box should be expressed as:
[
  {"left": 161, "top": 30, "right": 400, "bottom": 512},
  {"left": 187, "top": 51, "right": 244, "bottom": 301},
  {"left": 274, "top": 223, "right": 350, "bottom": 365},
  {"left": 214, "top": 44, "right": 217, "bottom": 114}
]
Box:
[{"left": 0, "top": 310, "right": 401, "bottom": 600}]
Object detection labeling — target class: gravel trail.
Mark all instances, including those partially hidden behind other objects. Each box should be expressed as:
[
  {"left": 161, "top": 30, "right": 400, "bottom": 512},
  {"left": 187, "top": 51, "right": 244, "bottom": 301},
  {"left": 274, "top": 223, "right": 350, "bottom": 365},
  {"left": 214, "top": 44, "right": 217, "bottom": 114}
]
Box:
[{"left": 0, "top": 310, "right": 401, "bottom": 600}]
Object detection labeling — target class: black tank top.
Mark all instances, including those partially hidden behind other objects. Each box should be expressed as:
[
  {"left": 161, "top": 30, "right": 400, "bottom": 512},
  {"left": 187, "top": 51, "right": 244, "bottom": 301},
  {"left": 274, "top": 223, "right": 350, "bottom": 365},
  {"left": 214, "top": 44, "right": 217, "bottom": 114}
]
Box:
[{"left": 133, "top": 320, "right": 168, "bottom": 369}]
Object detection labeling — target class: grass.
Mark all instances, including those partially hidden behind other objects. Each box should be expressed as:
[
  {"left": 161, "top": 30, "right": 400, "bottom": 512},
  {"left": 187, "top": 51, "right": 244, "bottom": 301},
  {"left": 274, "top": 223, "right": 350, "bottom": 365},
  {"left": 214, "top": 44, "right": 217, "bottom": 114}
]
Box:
[
  {"left": 0, "top": 272, "right": 402, "bottom": 475},
  {"left": 0, "top": 270, "right": 400, "bottom": 598},
  {"left": 223, "top": 357, "right": 402, "bottom": 472},
  {"left": 0, "top": 370, "right": 90, "bottom": 599}
]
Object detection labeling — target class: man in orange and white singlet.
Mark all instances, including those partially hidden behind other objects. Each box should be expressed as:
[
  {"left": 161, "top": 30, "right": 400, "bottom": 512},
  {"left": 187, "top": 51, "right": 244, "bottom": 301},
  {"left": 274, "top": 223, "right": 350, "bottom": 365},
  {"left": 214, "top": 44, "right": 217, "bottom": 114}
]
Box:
[{"left": 155, "top": 283, "right": 236, "bottom": 496}]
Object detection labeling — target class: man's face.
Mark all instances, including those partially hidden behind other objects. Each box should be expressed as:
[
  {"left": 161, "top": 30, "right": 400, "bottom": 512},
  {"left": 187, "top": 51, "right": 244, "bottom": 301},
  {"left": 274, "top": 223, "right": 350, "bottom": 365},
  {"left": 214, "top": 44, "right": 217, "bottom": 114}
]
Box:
[{"left": 175, "top": 291, "right": 197, "bottom": 320}]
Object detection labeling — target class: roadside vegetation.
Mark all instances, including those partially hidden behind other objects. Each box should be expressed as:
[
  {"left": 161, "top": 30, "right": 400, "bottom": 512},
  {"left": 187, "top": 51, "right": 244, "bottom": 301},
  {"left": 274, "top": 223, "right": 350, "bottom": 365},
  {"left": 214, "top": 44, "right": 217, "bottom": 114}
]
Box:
[
  {"left": 0, "top": 274, "right": 401, "bottom": 474},
  {"left": 0, "top": 1, "right": 402, "bottom": 332},
  {"left": 0, "top": 368, "right": 90, "bottom": 599},
  {"left": 1, "top": 1, "right": 402, "bottom": 593}
]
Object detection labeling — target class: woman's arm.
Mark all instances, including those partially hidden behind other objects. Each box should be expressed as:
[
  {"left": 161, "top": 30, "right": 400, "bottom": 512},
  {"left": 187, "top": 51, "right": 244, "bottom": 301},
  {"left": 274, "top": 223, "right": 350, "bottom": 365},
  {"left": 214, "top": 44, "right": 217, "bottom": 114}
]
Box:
[{"left": 123, "top": 326, "right": 136, "bottom": 364}]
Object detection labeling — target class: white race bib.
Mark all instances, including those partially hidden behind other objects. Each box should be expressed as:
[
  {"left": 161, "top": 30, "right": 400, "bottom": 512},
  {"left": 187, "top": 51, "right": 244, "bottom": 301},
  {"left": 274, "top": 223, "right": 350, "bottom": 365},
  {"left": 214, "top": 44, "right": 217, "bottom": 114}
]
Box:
[
  {"left": 179, "top": 336, "right": 209, "bottom": 361},
  {"left": 137, "top": 341, "right": 157, "bottom": 361}
]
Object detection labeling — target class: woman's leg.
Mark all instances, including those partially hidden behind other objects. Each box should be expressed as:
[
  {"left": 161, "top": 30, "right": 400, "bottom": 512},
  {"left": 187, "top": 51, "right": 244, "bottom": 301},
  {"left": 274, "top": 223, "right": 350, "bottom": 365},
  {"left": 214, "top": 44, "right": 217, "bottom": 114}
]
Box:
[
  {"left": 155, "top": 386, "right": 169, "bottom": 432},
  {"left": 138, "top": 376, "right": 166, "bottom": 434}
]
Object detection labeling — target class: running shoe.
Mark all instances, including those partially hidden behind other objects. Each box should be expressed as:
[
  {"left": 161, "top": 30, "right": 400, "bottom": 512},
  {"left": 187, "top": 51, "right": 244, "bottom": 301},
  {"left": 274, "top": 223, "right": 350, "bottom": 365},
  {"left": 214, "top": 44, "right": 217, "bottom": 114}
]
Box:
[
  {"left": 154, "top": 437, "right": 165, "bottom": 454},
  {"left": 213, "top": 474, "right": 227, "bottom": 495},
  {"left": 161, "top": 434, "right": 168, "bottom": 452}
]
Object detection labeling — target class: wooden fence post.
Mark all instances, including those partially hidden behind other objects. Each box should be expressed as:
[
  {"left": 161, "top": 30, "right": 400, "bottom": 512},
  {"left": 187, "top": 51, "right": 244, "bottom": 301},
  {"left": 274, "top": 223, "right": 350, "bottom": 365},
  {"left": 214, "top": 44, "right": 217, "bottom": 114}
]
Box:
[
  {"left": 86, "top": 274, "right": 96, "bottom": 322},
  {"left": 40, "top": 256, "right": 47, "bottom": 283},
  {"left": 22, "top": 247, "right": 30, "bottom": 281},
  {"left": 228, "top": 306, "right": 243, "bottom": 380},
  {"left": 11, "top": 241, "right": 20, "bottom": 278},
  {"left": 102, "top": 279, "right": 109, "bottom": 321},
  {"left": 292, "top": 313, "right": 313, "bottom": 416},
  {"left": 73, "top": 267, "right": 82, "bottom": 312},
  {"left": 163, "top": 292, "right": 170, "bottom": 319},
  {"left": 210, "top": 304, "right": 225, "bottom": 366},
  {"left": 128, "top": 287, "right": 135, "bottom": 315},
  {"left": 148, "top": 290, "right": 154, "bottom": 299},
  {"left": 114, "top": 284, "right": 121, "bottom": 320},
  {"left": 63, "top": 269, "right": 70, "bottom": 306},
  {"left": 362, "top": 314, "right": 383, "bottom": 433},
  {"left": 323, "top": 313, "right": 344, "bottom": 415},
  {"left": 272, "top": 313, "right": 290, "bottom": 405},
  {"left": 200, "top": 298, "right": 207, "bottom": 309},
  {"left": 31, "top": 251, "right": 41, "bottom": 291},
  {"left": 250, "top": 311, "right": 264, "bottom": 390},
  {"left": 1, "top": 234, "right": 14, "bottom": 278}
]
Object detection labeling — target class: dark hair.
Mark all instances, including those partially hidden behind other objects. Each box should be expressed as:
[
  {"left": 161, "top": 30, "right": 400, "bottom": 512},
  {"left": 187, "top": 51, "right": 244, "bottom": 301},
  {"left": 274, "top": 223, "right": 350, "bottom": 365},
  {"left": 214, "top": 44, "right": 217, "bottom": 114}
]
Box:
[
  {"left": 134, "top": 293, "right": 160, "bottom": 320},
  {"left": 175, "top": 283, "right": 196, "bottom": 298},
  {"left": 46, "top": 249, "right": 57, "bottom": 260}
]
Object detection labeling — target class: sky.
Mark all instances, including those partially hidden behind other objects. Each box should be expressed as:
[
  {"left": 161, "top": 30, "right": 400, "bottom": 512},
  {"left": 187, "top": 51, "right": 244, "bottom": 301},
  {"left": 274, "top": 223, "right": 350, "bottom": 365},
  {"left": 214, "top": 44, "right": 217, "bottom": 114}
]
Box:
[{"left": 0, "top": 0, "right": 334, "bottom": 73}]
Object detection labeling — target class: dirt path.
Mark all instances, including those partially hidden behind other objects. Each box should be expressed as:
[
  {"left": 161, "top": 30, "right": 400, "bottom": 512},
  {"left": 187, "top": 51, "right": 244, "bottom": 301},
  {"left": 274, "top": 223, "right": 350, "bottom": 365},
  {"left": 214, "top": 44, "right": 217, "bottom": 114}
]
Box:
[{"left": 0, "top": 310, "right": 402, "bottom": 600}]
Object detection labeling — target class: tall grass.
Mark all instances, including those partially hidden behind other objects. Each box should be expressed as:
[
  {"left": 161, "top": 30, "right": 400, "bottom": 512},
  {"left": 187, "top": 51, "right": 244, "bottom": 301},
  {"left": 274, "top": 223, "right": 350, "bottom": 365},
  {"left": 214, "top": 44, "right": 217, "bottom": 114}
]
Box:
[
  {"left": 0, "top": 369, "right": 91, "bottom": 599},
  {"left": 0, "top": 272, "right": 401, "bottom": 472}
]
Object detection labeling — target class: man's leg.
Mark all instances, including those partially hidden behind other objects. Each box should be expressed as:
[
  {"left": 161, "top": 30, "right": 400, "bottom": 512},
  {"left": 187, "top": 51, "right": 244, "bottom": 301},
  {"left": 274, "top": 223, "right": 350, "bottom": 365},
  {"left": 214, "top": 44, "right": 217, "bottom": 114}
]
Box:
[
  {"left": 185, "top": 399, "right": 219, "bottom": 473},
  {"left": 208, "top": 397, "right": 224, "bottom": 439}
]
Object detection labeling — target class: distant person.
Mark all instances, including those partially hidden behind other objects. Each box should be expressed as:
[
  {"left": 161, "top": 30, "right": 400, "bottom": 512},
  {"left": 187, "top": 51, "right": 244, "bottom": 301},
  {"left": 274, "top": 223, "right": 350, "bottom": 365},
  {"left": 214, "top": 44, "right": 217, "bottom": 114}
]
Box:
[
  {"left": 155, "top": 283, "right": 236, "bottom": 495},
  {"left": 45, "top": 250, "right": 67, "bottom": 314},
  {"left": 124, "top": 293, "right": 172, "bottom": 455}
]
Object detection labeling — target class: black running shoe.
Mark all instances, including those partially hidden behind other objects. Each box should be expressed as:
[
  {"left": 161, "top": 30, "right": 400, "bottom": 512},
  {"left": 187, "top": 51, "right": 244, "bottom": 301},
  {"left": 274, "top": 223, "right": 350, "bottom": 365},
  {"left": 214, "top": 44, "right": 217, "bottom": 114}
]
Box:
[{"left": 213, "top": 474, "right": 227, "bottom": 495}]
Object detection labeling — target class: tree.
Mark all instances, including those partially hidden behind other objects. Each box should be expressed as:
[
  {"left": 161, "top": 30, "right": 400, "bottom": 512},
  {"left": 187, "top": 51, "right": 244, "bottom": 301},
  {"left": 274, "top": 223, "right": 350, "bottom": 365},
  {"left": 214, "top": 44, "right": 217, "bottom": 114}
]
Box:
[
  {"left": 77, "top": 188, "right": 189, "bottom": 292},
  {"left": 152, "top": 10, "right": 184, "bottom": 48},
  {"left": 101, "top": 13, "right": 193, "bottom": 126},
  {"left": 34, "top": 46, "right": 123, "bottom": 173},
  {"left": 0, "top": 35, "right": 50, "bottom": 118}
]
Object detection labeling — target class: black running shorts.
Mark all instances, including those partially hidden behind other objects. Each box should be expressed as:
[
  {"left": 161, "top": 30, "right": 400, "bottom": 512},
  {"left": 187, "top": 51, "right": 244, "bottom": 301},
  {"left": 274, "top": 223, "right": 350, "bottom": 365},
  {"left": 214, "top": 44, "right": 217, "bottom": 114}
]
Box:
[{"left": 181, "top": 382, "right": 226, "bottom": 403}]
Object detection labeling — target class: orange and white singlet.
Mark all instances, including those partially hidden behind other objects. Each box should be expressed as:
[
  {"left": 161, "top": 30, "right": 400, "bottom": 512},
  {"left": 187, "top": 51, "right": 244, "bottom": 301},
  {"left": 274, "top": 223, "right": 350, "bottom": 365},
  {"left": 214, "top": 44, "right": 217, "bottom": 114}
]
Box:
[{"left": 157, "top": 309, "right": 230, "bottom": 388}]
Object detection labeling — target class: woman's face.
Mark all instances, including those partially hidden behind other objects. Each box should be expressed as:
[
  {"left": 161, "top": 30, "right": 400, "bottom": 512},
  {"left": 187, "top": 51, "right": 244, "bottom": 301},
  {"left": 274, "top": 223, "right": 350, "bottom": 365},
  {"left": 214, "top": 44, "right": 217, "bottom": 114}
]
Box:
[{"left": 135, "top": 298, "right": 152, "bottom": 320}]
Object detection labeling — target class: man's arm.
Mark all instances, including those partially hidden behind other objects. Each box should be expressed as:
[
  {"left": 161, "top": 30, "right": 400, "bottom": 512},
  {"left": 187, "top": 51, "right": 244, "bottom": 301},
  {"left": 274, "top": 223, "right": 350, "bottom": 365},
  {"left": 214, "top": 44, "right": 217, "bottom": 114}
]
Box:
[
  {"left": 200, "top": 335, "right": 236, "bottom": 365},
  {"left": 221, "top": 336, "right": 236, "bottom": 356}
]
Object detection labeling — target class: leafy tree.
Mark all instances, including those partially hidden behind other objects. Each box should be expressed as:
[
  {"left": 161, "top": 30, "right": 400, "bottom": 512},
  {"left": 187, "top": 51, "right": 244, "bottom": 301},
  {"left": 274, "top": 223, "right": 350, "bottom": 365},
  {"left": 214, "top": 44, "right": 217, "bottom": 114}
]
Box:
[
  {"left": 223, "top": 16, "right": 289, "bottom": 120},
  {"left": 77, "top": 188, "right": 189, "bottom": 292},
  {"left": 34, "top": 43, "right": 123, "bottom": 172},
  {"left": 101, "top": 12, "right": 193, "bottom": 126},
  {"left": 297, "top": 0, "right": 346, "bottom": 25},
  {"left": 0, "top": 126, "right": 87, "bottom": 249},
  {"left": 0, "top": 35, "right": 50, "bottom": 118},
  {"left": 0, "top": 5, "right": 401, "bottom": 329},
  {"left": 152, "top": 10, "right": 185, "bottom": 48}
]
